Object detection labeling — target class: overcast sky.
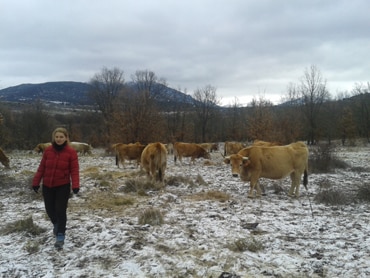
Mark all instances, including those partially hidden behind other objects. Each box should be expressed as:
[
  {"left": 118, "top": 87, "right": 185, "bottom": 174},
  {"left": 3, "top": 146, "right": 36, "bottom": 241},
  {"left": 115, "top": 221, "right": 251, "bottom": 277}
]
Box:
[{"left": 1, "top": 0, "right": 369, "bottom": 106}]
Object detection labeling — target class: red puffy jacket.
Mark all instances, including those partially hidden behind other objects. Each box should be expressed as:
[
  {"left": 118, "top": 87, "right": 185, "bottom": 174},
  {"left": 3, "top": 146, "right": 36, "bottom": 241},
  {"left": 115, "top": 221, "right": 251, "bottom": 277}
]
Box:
[{"left": 33, "top": 144, "right": 80, "bottom": 189}]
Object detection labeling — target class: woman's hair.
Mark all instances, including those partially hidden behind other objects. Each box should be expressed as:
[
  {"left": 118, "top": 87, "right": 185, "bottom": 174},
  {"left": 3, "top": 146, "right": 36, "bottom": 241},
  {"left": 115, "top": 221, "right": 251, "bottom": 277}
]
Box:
[{"left": 51, "top": 127, "right": 70, "bottom": 144}]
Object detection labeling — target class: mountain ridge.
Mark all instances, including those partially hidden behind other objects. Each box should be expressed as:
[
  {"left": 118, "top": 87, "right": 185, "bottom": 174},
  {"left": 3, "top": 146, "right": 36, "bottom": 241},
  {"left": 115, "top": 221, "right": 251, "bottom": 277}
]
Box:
[{"left": 0, "top": 81, "right": 197, "bottom": 109}]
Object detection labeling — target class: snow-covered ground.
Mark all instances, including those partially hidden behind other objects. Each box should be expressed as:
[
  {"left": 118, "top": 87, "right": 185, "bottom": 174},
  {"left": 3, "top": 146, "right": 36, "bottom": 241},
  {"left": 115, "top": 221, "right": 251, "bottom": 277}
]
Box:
[{"left": 0, "top": 143, "right": 369, "bottom": 278}]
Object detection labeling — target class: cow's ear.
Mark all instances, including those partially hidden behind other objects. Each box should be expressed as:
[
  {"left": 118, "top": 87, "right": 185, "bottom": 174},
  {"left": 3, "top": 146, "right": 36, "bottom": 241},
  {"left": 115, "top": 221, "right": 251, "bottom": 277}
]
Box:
[
  {"left": 242, "top": 157, "right": 250, "bottom": 165},
  {"left": 223, "top": 158, "right": 230, "bottom": 164}
]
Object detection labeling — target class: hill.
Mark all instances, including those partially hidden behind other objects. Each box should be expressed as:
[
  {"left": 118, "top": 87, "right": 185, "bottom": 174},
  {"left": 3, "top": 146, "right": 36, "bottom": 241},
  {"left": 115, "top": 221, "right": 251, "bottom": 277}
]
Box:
[{"left": 0, "top": 81, "right": 197, "bottom": 110}]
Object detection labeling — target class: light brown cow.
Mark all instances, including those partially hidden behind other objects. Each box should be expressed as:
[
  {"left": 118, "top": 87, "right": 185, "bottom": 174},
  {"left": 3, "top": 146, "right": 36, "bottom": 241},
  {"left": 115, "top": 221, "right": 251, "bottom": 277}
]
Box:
[
  {"left": 224, "top": 142, "right": 309, "bottom": 198},
  {"left": 141, "top": 142, "right": 167, "bottom": 183},
  {"left": 34, "top": 142, "right": 52, "bottom": 153},
  {"left": 224, "top": 141, "right": 246, "bottom": 156},
  {"left": 114, "top": 143, "right": 146, "bottom": 168},
  {"left": 198, "top": 143, "right": 219, "bottom": 153},
  {"left": 174, "top": 142, "right": 211, "bottom": 164},
  {"left": 0, "top": 147, "right": 10, "bottom": 168},
  {"left": 70, "top": 142, "right": 93, "bottom": 155},
  {"left": 165, "top": 143, "right": 174, "bottom": 155},
  {"left": 224, "top": 140, "right": 282, "bottom": 177}
]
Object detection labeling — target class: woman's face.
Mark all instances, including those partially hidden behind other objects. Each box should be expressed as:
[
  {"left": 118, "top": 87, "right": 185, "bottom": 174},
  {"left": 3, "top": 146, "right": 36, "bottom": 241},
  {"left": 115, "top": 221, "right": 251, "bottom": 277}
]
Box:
[{"left": 54, "top": 132, "right": 67, "bottom": 145}]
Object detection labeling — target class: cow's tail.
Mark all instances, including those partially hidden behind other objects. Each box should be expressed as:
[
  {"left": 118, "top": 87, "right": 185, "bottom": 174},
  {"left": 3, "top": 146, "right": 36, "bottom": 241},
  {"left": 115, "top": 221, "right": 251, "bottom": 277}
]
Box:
[
  {"left": 303, "top": 159, "right": 308, "bottom": 190},
  {"left": 115, "top": 154, "right": 119, "bottom": 168},
  {"left": 155, "top": 143, "right": 164, "bottom": 182},
  {"left": 303, "top": 170, "right": 308, "bottom": 190},
  {"left": 173, "top": 146, "right": 178, "bottom": 163},
  {"left": 158, "top": 168, "right": 163, "bottom": 182}
]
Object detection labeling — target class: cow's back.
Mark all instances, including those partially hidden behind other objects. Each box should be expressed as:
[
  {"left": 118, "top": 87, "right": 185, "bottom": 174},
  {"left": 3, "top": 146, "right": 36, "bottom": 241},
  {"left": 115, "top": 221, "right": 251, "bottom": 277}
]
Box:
[
  {"left": 117, "top": 144, "right": 146, "bottom": 159},
  {"left": 141, "top": 142, "right": 167, "bottom": 182},
  {"left": 224, "top": 141, "right": 244, "bottom": 156},
  {"left": 174, "top": 142, "right": 209, "bottom": 158},
  {"left": 246, "top": 143, "right": 308, "bottom": 179}
]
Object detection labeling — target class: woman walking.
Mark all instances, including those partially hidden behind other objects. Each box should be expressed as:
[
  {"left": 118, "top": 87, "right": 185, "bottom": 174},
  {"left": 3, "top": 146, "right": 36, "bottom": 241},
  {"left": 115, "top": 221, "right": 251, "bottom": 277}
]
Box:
[{"left": 32, "top": 127, "right": 80, "bottom": 248}]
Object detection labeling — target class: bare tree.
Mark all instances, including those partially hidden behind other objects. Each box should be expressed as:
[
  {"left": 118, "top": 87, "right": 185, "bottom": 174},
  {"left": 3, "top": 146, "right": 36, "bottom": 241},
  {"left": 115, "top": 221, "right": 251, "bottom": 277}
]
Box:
[
  {"left": 121, "top": 70, "right": 166, "bottom": 143},
  {"left": 88, "top": 67, "right": 125, "bottom": 143},
  {"left": 298, "top": 65, "right": 330, "bottom": 144},
  {"left": 278, "top": 83, "right": 305, "bottom": 143},
  {"left": 246, "top": 96, "right": 275, "bottom": 141},
  {"left": 193, "top": 85, "right": 220, "bottom": 142},
  {"left": 224, "top": 97, "right": 246, "bottom": 141},
  {"left": 351, "top": 82, "right": 370, "bottom": 142},
  {"left": 339, "top": 107, "right": 357, "bottom": 145}
]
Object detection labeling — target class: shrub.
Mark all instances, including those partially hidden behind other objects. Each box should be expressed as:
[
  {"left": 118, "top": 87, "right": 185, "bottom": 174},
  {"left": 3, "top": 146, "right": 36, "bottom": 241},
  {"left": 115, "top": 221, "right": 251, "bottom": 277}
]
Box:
[
  {"left": 123, "top": 178, "right": 164, "bottom": 193},
  {"left": 314, "top": 189, "right": 349, "bottom": 205},
  {"left": 309, "top": 144, "right": 349, "bottom": 173},
  {"left": 1, "top": 216, "right": 46, "bottom": 236},
  {"left": 356, "top": 183, "right": 370, "bottom": 202},
  {"left": 166, "top": 175, "right": 194, "bottom": 187},
  {"left": 228, "top": 237, "right": 264, "bottom": 252}
]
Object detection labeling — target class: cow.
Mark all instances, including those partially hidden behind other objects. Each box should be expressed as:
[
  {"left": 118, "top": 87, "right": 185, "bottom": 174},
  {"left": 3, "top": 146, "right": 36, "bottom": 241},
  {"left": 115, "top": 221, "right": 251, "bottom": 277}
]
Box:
[
  {"left": 173, "top": 142, "right": 211, "bottom": 164},
  {"left": 70, "top": 142, "right": 93, "bottom": 155},
  {"left": 141, "top": 142, "right": 167, "bottom": 183},
  {"left": 224, "top": 141, "right": 246, "bottom": 156},
  {"left": 224, "top": 142, "right": 309, "bottom": 198},
  {"left": 224, "top": 141, "right": 280, "bottom": 178},
  {"left": 198, "top": 143, "right": 219, "bottom": 153},
  {"left": 34, "top": 142, "right": 52, "bottom": 154},
  {"left": 114, "top": 143, "right": 146, "bottom": 168},
  {"left": 0, "top": 148, "right": 10, "bottom": 168},
  {"left": 165, "top": 143, "right": 174, "bottom": 155}
]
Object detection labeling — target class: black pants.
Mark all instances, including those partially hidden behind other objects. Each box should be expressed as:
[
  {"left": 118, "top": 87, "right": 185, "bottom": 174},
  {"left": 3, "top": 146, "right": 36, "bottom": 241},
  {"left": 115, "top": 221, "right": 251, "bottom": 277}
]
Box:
[{"left": 42, "top": 183, "right": 70, "bottom": 235}]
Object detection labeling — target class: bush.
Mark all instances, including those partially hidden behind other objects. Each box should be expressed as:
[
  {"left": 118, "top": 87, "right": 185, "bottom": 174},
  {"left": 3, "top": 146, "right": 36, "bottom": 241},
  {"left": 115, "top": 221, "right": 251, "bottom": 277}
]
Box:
[
  {"left": 309, "top": 144, "right": 349, "bottom": 173},
  {"left": 314, "top": 189, "right": 349, "bottom": 205},
  {"left": 228, "top": 237, "right": 264, "bottom": 252},
  {"left": 1, "top": 216, "right": 46, "bottom": 236},
  {"left": 123, "top": 178, "right": 164, "bottom": 194},
  {"left": 166, "top": 175, "right": 194, "bottom": 187},
  {"left": 357, "top": 183, "right": 370, "bottom": 202}
]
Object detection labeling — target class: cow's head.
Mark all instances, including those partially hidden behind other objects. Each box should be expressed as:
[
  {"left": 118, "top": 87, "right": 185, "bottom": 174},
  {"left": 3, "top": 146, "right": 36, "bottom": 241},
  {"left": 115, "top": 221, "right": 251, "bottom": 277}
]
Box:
[
  {"left": 200, "top": 149, "right": 211, "bottom": 159},
  {"left": 0, "top": 154, "right": 10, "bottom": 168},
  {"left": 34, "top": 144, "right": 43, "bottom": 153},
  {"left": 224, "top": 154, "right": 244, "bottom": 177},
  {"left": 211, "top": 143, "right": 219, "bottom": 152}
]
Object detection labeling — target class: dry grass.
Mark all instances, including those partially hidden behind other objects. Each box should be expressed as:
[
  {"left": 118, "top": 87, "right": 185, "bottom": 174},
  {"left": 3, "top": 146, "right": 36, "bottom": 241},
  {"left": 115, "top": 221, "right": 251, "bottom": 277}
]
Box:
[
  {"left": 83, "top": 192, "right": 135, "bottom": 212},
  {"left": 123, "top": 178, "right": 165, "bottom": 195},
  {"left": 138, "top": 208, "right": 164, "bottom": 226},
  {"left": 227, "top": 237, "right": 264, "bottom": 252},
  {"left": 190, "top": 190, "right": 230, "bottom": 202},
  {"left": 0, "top": 216, "right": 46, "bottom": 236}
]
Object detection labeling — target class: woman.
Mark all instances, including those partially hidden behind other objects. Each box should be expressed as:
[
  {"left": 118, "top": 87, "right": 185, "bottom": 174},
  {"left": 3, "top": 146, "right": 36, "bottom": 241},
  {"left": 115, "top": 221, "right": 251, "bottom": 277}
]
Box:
[{"left": 32, "top": 127, "right": 80, "bottom": 248}]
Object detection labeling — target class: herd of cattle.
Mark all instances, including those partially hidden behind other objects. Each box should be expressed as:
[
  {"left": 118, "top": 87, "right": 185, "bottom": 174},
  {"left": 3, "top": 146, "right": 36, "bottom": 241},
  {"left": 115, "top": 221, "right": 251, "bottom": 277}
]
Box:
[{"left": 0, "top": 140, "right": 309, "bottom": 198}]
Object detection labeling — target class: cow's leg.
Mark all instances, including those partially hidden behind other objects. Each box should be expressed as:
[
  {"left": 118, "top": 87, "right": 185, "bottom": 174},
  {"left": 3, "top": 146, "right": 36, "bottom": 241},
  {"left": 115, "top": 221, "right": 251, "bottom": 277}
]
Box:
[
  {"left": 294, "top": 173, "right": 302, "bottom": 197},
  {"left": 248, "top": 177, "right": 258, "bottom": 198},
  {"left": 255, "top": 180, "right": 262, "bottom": 197},
  {"left": 288, "top": 173, "right": 300, "bottom": 197},
  {"left": 150, "top": 161, "right": 156, "bottom": 181},
  {"left": 247, "top": 183, "right": 255, "bottom": 198}
]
